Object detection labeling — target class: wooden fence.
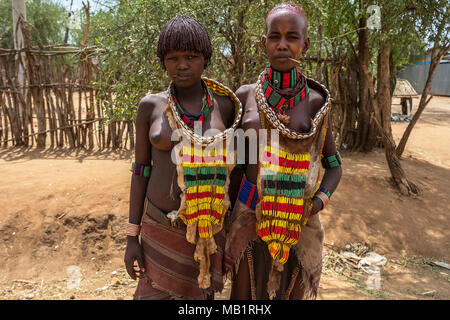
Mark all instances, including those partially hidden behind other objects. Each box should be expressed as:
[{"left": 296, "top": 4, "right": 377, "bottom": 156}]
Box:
[{"left": 0, "top": 18, "right": 134, "bottom": 149}]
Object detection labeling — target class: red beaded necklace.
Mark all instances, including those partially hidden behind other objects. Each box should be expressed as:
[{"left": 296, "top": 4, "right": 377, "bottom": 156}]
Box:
[{"left": 171, "top": 80, "right": 214, "bottom": 128}]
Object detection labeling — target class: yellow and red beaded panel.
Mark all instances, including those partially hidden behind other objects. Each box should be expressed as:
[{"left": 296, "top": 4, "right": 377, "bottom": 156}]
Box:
[
  {"left": 258, "top": 145, "right": 311, "bottom": 264},
  {"left": 181, "top": 144, "right": 228, "bottom": 239}
]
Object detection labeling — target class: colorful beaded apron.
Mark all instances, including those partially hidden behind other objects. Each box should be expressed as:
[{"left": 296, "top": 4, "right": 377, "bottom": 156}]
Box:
[
  {"left": 165, "top": 78, "right": 242, "bottom": 289},
  {"left": 255, "top": 71, "right": 331, "bottom": 298}
]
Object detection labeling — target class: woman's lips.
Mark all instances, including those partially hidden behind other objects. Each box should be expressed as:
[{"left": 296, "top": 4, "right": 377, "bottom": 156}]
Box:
[
  {"left": 175, "top": 74, "right": 192, "bottom": 80},
  {"left": 274, "top": 56, "right": 291, "bottom": 60}
]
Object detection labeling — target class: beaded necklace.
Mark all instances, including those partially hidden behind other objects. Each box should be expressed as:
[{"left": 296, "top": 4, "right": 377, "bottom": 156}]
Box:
[
  {"left": 261, "top": 65, "right": 309, "bottom": 119},
  {"left": 171, "top": 79, "right": 214, "bottom": 128}
]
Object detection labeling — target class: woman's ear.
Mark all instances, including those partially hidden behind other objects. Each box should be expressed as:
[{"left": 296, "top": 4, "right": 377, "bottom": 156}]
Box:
[
  {"left": 261, "top": 35, "right": 267, "bottom": 54},
  {"left": 302, "top": 37, "right": 310, "bottom": 56}
]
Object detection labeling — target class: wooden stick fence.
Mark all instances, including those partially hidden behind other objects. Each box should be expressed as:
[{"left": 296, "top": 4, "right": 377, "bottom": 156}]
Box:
[{"left": 0, "top": 20, "right": 134, "bottom": 150}]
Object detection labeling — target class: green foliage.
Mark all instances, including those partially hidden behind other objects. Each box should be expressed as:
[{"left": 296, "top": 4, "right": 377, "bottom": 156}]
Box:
[
  {"left": 93, "top": 0, "right": 277, "bottom": 121},
  {"left": 92, "top": 0, "right": 180, "bottom": 121},
  {"left": 0, "top": 0, "right": 67, "bottom": 48},
  {"left": 2, "top": 0, "right": 444, "bottom": 123}
]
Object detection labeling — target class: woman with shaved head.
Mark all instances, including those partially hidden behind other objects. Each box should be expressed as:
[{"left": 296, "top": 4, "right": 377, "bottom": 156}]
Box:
[{"left": 224, "top": 2, "right": 342, "bottom": 300}]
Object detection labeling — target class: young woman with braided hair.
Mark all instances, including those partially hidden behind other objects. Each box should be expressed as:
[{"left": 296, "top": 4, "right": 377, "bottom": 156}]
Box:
[
  {"left": 224, "top": 2, "right": 342, "bottom": 300},
  {"left": 124, "top": 15, "right": 242, "bottom": 300}
]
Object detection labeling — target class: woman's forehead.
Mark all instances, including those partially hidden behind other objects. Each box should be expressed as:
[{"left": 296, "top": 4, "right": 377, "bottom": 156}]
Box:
[{"left": 266, "top": 10, "right": 307, "bottom": 34}]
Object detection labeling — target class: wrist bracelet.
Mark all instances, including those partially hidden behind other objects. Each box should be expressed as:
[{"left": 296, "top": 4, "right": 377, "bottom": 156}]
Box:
[
  {"left": 126, "top": 223, "right": 141, "bottom": 237},
  {"left": 314, "top": 191, "right": 330, "bottom": 210},
  {"left": 319, "top": 186, "right": 331, "bottom": 198}
]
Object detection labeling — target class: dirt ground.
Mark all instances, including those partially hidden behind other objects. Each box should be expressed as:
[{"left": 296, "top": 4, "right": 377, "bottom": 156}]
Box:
[{"left": 0, "top": 95, "right": 449, "bottom": 300}]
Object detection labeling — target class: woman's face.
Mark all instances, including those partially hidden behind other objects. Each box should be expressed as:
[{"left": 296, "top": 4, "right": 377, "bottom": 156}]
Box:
[
  {"left": 164, "top": 50, "right": 206, "bottom": 88},
  {"left": 262, "top": 10, "right": 310, "bottom": 72}
]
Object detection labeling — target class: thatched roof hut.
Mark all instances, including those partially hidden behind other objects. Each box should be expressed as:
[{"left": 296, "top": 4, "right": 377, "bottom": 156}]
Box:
[{"left": 393, "top": 78, "right": 418, "bottom": 97}]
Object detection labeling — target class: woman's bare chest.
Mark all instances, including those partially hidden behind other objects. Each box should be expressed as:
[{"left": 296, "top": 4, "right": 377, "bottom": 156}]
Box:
[
  {"left": 246, "top": 94, "right": 314, "bottom": 133},
  {"left": 149, "top": 103, "right": 227, "bottom": 151}
]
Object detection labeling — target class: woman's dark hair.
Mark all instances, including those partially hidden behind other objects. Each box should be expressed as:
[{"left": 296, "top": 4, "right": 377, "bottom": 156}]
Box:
[{"left": 156, "top": 15, "right": 212, "bottom": 67}]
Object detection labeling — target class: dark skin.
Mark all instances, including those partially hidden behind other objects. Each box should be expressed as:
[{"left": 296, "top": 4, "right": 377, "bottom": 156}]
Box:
[
  {"left": 230, "top": 9, "right": 342, "bottom": 299},
  {"left": 124, "top": 50, "right": 235, "bottom": 280}
]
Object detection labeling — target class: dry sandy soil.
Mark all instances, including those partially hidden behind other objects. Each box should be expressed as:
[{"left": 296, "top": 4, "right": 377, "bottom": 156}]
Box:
[{"left": 0, "top": 95, "right": 449, "bottom": 300}]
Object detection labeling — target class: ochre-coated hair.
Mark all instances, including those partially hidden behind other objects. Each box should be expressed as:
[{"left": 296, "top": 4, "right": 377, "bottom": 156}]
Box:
[
  {"left": 156, "top": 15, "right": 212, "bottom": 66},
  {"left": 266, "top": 2, "right": 308, "bottom": 34}
]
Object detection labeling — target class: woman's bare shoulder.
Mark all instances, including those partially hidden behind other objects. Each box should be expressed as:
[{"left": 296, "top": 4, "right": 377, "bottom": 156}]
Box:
[
  {"left": 236, "top": 84, "right": 260, "bottom": 130},
  {"left": 136, "top": 92, "right": 168, "bottom": 124},
  {"left": 308, "top": 87, "right": 326, "bottom": 115},
  {"left": 235, "top": 83, "right": 257, "bottom": 103},
  {"left": 139, "top": 92, "right": 167, "bottom": 109}
]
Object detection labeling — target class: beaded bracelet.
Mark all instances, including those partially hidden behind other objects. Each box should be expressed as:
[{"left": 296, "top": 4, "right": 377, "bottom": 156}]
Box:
[
  {"left": 321, "top": 151, "right": 342, "bottom": 169},
  {"left": 131, "top": 162, "right": 151, "bottom": 178},
  {"left": 319, "top": 186, "right": 331, "bottom": 198},
  {"left": 238, "top": 176, "right": 259, "bottom": 210}
]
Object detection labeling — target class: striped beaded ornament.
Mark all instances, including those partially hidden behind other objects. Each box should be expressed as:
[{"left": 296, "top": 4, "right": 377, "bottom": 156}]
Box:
[
  {"left": 131, "top": 162, "right": 151, "bottom": 178},
  {"left": 165, "top": 77, "right": 242, "bottom": 290},
  {"left": 261, "top": 65, "right": 309, "bottom": 117},
  {"left": 171, "top": 79, "right": 214, "bottom": 128},
  {"left": 181, "top": 144, "right": 228, "bottom": 240},
  {"left": 237, "top": 176, "right": 259, "bottom": 210},
  {"left": 258, "top": 145, "right": 312, "bottom": 266}
]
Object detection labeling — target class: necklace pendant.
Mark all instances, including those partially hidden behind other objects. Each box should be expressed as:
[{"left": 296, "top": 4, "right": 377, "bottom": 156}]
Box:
[
  {"left": 277, "top": 113, "right": 290, "bottom": 125},
  {"left": 281, "top": 100, "right": 290, "bottom": 113}
]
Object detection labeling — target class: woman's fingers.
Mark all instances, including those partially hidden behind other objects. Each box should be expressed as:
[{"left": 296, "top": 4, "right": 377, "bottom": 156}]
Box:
[
  {"left": 125, "top": 260, "right": 137, "bottom": 280},
  {"left": 133, "top": 262, "right": 146, "bottom": 278}
]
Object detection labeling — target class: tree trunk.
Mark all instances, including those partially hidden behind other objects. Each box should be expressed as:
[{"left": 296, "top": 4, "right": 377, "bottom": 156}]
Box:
[
  {"left": 12, "top": 0, "right": 26, "bottom": 95},
  {"left": 315, "top": 20, "right": 322, "bottom": 82},
  {"left": 355, "top": 17, "right": 372, "bottom": 152},
  {"left": 377, "top": 44, "right": 392, "bottom": 137},
  {"left": 364, "top": 41, "right": 419, "bottom": 196},
  {"left": 81, "top": 2, "right": 94, "bottom": 149},
  {"left": 23, "top": 22, "right": 46, "bottom": 148},
  {"left": 395, "top": 46, "right": 448, "bottom": 157}
]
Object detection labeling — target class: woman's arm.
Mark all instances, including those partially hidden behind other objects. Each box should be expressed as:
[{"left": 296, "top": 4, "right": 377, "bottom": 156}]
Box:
[
  {"left": 128, "top": 97, "right": 153, "bottom": 226},
  {"left": 237, "top": 84, "right": 260, "bottom": 185},
  {"left": 311, "top": 112, "right": 342, "bottom": 214},
  {"left": 124, "top": 96, "right": 154, "bottom": 280}
]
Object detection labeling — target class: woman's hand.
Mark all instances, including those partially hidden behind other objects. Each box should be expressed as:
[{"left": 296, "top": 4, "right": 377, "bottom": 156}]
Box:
[
  {"left": 124, "top": 236, "right": 146, "bottom": 280},
  {"left": 309, "top": 197, "right": 323, "bottom": 216}
]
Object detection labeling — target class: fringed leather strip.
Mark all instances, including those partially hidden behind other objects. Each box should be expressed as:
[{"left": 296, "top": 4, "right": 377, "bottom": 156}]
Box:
[
  {"left": 246, "top": 246, "right": 257, "bottom": 300},
  {"left": 282, "top": 264, "right": 301, "bottom": 300}
]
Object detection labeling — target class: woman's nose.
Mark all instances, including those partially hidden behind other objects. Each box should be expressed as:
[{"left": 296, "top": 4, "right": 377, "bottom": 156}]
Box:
[
  {"left": 277, "top": 37, "right": 288, "bottom": 50},
  {"left": 177, "top": 58, "right": 189, "bottom": 69}
]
